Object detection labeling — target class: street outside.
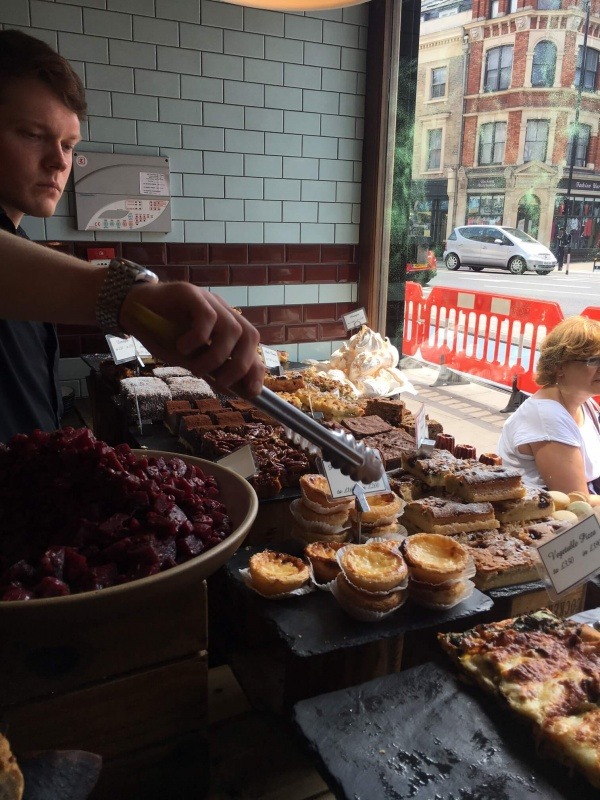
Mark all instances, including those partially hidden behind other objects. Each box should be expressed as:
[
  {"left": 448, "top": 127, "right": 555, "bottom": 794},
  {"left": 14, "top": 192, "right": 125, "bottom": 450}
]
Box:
[{"left": 423, "top": 259, "right": 600, "bottom": 318}]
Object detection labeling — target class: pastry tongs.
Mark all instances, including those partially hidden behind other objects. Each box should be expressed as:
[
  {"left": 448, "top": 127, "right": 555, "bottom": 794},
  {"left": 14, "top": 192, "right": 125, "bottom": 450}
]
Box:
[{"left": 128, "top": 302, "right": 384, "bottom": 484}]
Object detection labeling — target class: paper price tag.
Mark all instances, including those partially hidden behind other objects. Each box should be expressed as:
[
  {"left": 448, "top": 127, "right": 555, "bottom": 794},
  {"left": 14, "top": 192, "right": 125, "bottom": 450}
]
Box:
[
  {"left": 216, "top": 445, "right": 256, "bottom": 479},
  {"left": 341, "top": 308, "right": 367, "bottom": 332},
  {"left": 105, "top": 334, "right": 151, "bottom": 365},
  {"left": 260, "top": 345, "right": 282, "bottom": 374},
  {"left": 537, "top": 513, "right": 600, "bottom": 595},
  {"left": 414, "top": 403, "right": 428, "bottom": 448},
  {"left": 320, "top": 454, "right": 388, "bottom": 499}
]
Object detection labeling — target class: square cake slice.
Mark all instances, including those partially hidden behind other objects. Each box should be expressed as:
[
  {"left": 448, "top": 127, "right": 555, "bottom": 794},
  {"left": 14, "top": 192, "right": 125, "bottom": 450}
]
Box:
[
  {"left": 120, "top": 377, "right": 172, "bottom": 423},
  {"left": 402, "top": 495, "right": 499, "bottom": 535},
  {"left": 449, "top": 529, "right": 539, "bottom": 589},
  {"left": 401, "top": 448, "right": 459, "bottom": 487},
  {"left": 445, "top": 464, "right": 525, "bottom": 502},
  {"left": 492, "top": 486, "right": 554, "bottom": 524},
  {"left": 342, "top": 415, "right": 393, "bottom": 439}
]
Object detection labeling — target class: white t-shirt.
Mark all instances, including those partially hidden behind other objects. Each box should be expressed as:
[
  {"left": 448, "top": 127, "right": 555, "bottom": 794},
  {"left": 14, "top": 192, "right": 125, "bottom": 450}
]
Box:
[{"left": 498, "top": 397, "right": 600, "bottom": 488}]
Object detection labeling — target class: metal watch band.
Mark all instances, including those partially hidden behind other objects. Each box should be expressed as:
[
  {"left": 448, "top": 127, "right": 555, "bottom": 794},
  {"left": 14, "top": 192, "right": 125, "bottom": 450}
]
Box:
[{"left": 96, "top": 258, "right": 158, "bottom": 336}]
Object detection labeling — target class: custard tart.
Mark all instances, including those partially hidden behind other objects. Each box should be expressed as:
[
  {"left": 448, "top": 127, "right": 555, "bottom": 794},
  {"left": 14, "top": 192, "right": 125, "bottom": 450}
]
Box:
[{"left": 249, "top": 550, "right": 310, "bottom": 596}]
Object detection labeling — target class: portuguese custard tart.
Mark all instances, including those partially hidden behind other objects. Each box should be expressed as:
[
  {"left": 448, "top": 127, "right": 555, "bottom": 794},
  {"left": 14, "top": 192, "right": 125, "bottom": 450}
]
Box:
[
  {"left": 336, "top": 572, "right": 406, "bottom": 613},
  {"left": 349, "top": 491, "right": 405, "bottom": 525},
  {"left": 304, "top": 540, "right": 345, "bottom": 583},
  {"left": 340, "top": 542, "right": 408, "bottom": 592},
  {"left": 401, "top": 533, "right": 469, "bottom": 584},
  {"left": 249, "top": 550, "right": 310, "bottom": 596}
]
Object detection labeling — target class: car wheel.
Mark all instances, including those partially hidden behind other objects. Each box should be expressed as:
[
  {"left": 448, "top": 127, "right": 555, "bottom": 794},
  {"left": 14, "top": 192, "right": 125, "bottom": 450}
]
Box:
[
  {"left": 445, "top": 253, "right": 460, "bottom": 271},
  {"left": 509, "top": 256, "right": 527, "bottom": 275},
  {"left": 470, "top": 266, "right": 484, "bottom": 272}
]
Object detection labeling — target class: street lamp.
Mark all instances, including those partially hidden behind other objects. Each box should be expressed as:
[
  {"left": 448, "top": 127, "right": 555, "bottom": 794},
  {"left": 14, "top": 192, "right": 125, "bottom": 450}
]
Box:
[{"left": 563, "top": 0, "right": 591, "bottom": 275}]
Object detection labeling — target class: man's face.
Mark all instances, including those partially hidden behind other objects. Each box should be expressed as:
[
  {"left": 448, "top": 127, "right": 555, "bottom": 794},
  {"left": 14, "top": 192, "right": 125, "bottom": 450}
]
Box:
[{"left": 0, "top": 78, "right": 81, "bottom": 227}]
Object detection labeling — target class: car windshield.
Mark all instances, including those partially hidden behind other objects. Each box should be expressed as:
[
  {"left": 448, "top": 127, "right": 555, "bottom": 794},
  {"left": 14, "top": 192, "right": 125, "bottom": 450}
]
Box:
[{"left": 500, "top": 227, "right": 538, "bottom": 243}]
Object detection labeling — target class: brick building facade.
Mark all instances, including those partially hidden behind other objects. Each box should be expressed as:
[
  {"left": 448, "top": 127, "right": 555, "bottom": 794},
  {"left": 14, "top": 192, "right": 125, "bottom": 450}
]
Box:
[{"left": 415, "top": 0, "right": 600, "bottom": 259}]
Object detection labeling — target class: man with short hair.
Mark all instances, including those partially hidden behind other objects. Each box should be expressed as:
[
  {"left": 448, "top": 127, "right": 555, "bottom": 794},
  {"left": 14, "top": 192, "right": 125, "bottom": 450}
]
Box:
[
  {"left": 0, "top": 31, "right": 263, "bottom": 443},
  {"left": 0, "top": 30, "right": 86, "bottom": 442}
]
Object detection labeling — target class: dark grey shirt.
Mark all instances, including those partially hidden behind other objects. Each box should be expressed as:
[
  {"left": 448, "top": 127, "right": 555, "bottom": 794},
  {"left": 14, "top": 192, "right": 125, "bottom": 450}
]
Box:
[{"left": 0, "top": 212, "right": 61, "bottom": 443}]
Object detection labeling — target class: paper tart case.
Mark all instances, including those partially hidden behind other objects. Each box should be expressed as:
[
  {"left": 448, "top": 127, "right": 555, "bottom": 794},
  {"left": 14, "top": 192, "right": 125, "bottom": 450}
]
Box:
[
  {"left": 291, "top": 523, "right": 351, "bottom": 545},
  {"left": 331, "top": 573, "right": 407, "bottom": 622},
  {"left": 407, "top": 577, "right": 475, "bottom": 610},
  {"left": 290, "top": 498, "right": 351, "bottom": 534},
  {"left": 239, "top": 567, "right": 315, "bottom": 599},
  {"left": 301, "top": 493, "right": 354, "bottom": 515}
]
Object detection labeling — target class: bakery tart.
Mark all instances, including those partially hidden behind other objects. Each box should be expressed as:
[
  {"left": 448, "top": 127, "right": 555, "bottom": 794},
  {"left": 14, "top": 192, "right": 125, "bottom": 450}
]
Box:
[
  {"left": 340, "top": 542, "right": 408, "bottom": 592},
  {"left": 248, "top": 550, "right": 310, "bottom": 596},
  {"left": 299, "top": 474, "right": 354, "bottom": 514},
  {"left": 335, "top": 572, "right": 406, "bottom": 614},
  {"left": 401, "top": 533, "right": 469, "bottom": 584},
  {"left": 304, "top": 540, "right": 345, "bottom": 583},
  {"left": 408, "top": 576, "right": 471, "bottom": 607},
  {"left": 349, "top": 491, "right": 405, "bottom": 525}
]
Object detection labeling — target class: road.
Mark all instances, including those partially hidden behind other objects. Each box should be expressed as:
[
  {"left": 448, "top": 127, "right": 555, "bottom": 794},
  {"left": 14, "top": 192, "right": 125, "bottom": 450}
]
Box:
[{"left": 424, "top": 262, "right": 600, "bottom": 318}]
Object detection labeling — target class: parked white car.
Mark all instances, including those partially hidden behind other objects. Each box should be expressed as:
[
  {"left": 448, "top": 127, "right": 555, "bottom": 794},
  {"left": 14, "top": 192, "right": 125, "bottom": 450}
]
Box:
[{"left": 443, "top": 225, "right": 557, "bottom": 275}]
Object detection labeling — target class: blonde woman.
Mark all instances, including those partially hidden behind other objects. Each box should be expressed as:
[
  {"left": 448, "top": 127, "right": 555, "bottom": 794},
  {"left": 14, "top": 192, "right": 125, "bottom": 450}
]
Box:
[{"left": 498, "top": 316, "right": 600, "bottom": 506}]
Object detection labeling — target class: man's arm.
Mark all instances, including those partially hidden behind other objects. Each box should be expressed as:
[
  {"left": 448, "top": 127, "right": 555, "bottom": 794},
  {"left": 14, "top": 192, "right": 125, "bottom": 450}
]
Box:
[{"left": 0, "top": 230, "right": 264, "bottom": 397}]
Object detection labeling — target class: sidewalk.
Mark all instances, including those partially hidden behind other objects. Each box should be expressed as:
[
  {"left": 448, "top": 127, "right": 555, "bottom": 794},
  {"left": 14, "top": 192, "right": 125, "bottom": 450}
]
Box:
[{"left": 399, "top": 359, "right": 510, "bottom": 456}]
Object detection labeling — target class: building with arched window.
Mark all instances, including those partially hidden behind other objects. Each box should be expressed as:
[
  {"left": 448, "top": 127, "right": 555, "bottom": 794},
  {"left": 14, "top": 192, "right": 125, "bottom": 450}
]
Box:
[{"left": 415, "top": 0, "right": 600, "bottom": 259}]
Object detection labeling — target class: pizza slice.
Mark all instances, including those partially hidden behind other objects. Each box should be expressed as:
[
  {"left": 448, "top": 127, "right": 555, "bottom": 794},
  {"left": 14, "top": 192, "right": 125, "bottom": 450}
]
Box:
[{"left": 439, "top": 609, "right": 600, "bottom": 788}]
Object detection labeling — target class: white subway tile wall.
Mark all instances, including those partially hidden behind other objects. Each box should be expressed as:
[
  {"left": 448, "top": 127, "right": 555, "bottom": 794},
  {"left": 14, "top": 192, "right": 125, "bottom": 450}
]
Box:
[
  {"left": 1, "top": 0, "right": 366, "bottom": 246},
  {"left": 4, "top": 0, "right": 366, "bottom": 380}
]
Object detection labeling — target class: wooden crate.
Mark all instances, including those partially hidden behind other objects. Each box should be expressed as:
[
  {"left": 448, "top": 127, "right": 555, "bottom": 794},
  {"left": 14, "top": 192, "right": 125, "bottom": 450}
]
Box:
[
  {"left": 1, "top": 581, "right": 210, "bottom": 800},
  {"left": 228, "top": 636, "right": 404, "bottom": 715},
  {"left": 486, "top": 581, "right": 587, "bottom": 621}
]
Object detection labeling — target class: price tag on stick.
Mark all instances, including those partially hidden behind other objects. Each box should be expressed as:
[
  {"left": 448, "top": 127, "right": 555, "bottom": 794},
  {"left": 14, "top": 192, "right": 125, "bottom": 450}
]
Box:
[
  {"left": 260, "top": 345, "right": 283, "bottom": 375},
  {"left": 537, "top": 513, "right": 600, "bottom": 596},
  {"left": 320, "top": 452, "right": 388, "bottom": 499},
  {"left": 341, "top": 307, "right": 367, "bottom": 332}
]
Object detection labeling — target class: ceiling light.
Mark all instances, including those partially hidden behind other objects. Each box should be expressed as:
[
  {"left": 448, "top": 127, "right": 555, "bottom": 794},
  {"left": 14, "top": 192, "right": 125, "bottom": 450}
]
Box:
[{"left": 217, "top": 0, "right": 369, "bottom": 10}]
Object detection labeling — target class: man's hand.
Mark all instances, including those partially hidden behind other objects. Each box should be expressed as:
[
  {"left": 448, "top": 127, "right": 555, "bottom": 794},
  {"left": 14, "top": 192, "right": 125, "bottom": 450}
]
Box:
[{"left": 120, "top": 281, "right": 265, "bottom": 398}]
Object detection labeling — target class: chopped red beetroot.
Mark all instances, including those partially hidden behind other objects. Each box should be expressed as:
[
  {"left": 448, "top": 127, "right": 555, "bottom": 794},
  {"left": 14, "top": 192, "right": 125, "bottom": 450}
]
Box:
[{"left": 0, "top": 427, "right": 233, "bottom": 600}]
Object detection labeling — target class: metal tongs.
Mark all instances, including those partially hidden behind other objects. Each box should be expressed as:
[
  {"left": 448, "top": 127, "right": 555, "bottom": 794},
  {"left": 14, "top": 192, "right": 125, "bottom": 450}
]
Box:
[{"left": 128, "top": 302, "right": 384, "bottom": 484}]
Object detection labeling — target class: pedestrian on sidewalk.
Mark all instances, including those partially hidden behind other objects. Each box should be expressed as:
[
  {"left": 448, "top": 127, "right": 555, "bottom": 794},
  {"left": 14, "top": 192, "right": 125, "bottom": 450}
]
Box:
[{"left": 555, "top": 228, "right": 571, "bottom": 272}]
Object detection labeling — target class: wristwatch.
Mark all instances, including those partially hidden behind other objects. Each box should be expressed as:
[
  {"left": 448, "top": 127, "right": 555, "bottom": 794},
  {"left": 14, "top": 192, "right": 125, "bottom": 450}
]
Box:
[{"left": 96, "top": 258, "right": 159, "bottom": 335}]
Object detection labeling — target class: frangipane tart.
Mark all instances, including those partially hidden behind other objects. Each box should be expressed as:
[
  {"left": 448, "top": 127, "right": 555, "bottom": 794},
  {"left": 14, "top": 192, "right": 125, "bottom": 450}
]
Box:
[
  {"left": 248, "top": 550, "right": 310, "bottom": 596},
  {"left": 339, "top": 542, "right": 408, "bottom": 592},
  {"left": 401, "top": 533, "right": 469, "bottom": 584}
]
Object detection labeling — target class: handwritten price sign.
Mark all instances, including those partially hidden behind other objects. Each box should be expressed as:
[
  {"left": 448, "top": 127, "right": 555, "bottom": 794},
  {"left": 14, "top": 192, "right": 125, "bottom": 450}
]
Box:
[{"left": 537, "top": 513, "right": 600, "bottom": 595}]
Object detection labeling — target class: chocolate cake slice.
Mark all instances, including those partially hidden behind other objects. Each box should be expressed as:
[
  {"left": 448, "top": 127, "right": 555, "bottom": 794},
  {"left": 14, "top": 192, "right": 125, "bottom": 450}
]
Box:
[{"left": 342, "top": 415, "right": 393, "bottom": 439}]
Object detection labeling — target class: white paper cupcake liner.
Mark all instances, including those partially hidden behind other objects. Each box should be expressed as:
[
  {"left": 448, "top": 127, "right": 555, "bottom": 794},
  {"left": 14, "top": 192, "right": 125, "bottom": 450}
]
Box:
[
  {"left": 408, "top": 578, "right": 475, "bottom": 610},
  {"left": 239, "top": 567, "right": 314, "bottom": 598},
  {"left": 331, "top": 577, "right": 407, "bottom": 621},
  {"left": 290, "top": 498, "right": 350, "bottom": 534},
  {"left": 301, "top": 494, "right": 354, "bottom": 515}
]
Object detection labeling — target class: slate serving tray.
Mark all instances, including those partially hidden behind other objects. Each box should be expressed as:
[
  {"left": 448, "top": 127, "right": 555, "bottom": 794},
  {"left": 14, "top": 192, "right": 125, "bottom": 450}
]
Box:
[
  {"left": 227, "top": 542, "right": 493, "bottom": 658},
  {"left": 293, "top": 661, "right": 598, "bottom": 800}
]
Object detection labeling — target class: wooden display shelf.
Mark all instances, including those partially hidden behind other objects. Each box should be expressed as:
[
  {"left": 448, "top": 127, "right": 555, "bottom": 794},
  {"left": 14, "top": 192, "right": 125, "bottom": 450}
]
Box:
[{"left": 1, "top": 580, "right": 210, "bottom": 800}]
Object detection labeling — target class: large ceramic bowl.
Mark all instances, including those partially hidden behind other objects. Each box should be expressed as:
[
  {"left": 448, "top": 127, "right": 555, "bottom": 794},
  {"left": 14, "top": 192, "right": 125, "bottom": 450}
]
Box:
[{"left": 0, "top": 449, "right": 258, "bottom": 616}]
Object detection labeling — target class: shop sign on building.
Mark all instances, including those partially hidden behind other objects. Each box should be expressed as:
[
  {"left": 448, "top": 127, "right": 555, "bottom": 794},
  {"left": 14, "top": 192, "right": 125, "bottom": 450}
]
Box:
[
  {"left": 467, "top": 176, "right": 506, "bottom": 190},
  {"left": 558, "top": 179, "right": 600, "bottom": 193}
]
